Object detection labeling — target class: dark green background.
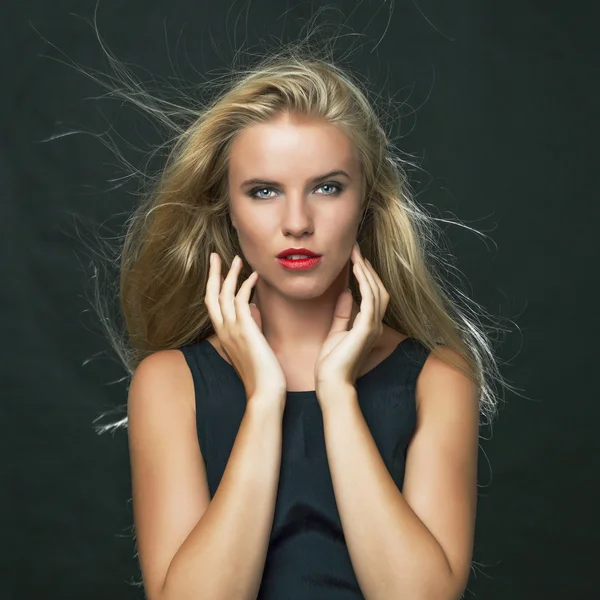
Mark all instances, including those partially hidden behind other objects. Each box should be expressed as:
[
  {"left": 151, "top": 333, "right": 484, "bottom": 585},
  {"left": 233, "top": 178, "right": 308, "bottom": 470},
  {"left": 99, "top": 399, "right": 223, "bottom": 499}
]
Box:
[{"left": 3, "top": 1, "right": 597, "bottom": 598}]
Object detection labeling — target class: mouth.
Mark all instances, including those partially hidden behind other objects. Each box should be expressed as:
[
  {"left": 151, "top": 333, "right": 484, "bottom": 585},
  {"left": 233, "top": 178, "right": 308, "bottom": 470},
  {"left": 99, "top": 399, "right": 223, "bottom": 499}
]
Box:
[
  {"left": 275, "top": 247, "right": 322, "bottom": 259},
  {"left": 276, "top": 256, "right": 322, "bottom": 270}
]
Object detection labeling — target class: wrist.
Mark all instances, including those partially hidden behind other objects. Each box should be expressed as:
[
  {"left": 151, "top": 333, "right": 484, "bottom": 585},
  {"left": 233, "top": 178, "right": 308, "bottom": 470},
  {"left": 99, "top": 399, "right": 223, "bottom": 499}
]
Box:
[
  {"left": 246, "top": 389, "right": 287, "bottom": 418},
  {"left": 316, "top": 382, "right": 357, "bottom": 417}
]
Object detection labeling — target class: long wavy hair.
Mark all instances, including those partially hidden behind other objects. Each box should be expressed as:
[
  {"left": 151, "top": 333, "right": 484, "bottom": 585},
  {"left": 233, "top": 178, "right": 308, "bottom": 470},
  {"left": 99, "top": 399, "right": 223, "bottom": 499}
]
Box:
[{"left": 70, "top": 27, "right": 516, "bottom": 436}]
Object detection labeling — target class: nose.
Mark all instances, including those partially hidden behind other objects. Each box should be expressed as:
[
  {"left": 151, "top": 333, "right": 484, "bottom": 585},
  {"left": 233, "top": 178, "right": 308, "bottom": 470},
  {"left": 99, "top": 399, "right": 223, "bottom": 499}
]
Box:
[{"left": 280, "top": 195, "right": 314, "bottom": 237}]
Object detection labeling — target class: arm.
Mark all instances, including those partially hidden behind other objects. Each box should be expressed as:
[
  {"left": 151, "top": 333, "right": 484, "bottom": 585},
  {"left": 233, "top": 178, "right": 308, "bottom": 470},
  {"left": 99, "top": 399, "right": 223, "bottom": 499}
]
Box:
[
  {"left": 319, "top": 348, "right": 479, "bottom": 600},
  {"left": 128, "top": 350, "right": 285, "bottom": 600}
]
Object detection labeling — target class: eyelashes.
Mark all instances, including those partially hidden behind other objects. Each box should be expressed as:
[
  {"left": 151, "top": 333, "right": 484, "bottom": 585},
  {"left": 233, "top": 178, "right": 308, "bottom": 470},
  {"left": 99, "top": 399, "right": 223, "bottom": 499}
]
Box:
[{"left": 247, "top": 182, "right": 344, "bottom": 200}]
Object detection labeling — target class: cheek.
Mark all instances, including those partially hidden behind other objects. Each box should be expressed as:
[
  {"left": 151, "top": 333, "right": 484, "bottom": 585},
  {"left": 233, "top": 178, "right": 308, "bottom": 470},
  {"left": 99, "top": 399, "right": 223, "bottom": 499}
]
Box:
[
  {"left": 325, "top": 212, "right": 361, "bottom": 244},
  {"left": 232, "top": 220, "right": 271, "bottom": 260}
]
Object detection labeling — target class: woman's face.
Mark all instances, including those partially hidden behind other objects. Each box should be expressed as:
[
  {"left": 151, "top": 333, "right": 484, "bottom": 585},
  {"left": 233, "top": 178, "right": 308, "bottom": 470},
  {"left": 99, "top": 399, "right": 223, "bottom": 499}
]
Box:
[{"left": 227, "top": 113, "right": 364, "bottom": 298}]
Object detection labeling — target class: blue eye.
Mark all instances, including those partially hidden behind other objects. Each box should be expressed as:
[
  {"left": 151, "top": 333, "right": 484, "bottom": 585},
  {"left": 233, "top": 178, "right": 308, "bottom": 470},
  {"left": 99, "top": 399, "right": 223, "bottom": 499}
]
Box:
[
  {"left": 248, "top": 183, "right": 343, "bottom": 200},
  {"left": 318, "top": 183, "right": 342, "bottom": 195},
  {"left": 249, "top": 187, "right": 275, "bottom": 200}
]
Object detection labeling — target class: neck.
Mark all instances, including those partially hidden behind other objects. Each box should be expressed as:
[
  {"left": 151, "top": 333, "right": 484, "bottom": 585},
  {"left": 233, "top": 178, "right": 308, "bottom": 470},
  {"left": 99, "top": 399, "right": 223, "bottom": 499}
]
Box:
[{"left": 251, "top": 260, "right": 358, "bottom": 356}]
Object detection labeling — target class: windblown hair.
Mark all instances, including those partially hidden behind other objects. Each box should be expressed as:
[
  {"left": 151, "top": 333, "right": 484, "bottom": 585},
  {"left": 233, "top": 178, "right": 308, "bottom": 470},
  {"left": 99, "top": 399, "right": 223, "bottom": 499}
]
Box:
[{"left": 74, "top": 25, "right": 515, "bottom": 436}]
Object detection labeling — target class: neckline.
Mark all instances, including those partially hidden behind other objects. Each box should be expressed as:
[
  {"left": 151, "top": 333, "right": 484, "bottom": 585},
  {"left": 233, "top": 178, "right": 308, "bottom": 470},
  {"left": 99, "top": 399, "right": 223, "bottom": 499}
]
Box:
[{"left": 201, "top": 336, "right": 415, "bottom": 396}]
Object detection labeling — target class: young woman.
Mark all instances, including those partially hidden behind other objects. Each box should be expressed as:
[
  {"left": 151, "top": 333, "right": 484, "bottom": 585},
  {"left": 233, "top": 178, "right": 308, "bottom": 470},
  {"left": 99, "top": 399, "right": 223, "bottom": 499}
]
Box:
[{"left": 89, "top": 42, "right": 508, "bottom": 600}]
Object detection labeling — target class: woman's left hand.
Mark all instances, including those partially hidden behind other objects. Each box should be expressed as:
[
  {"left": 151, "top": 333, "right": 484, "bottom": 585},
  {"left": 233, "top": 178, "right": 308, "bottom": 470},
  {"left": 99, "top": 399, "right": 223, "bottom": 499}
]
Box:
[{"left": 314, "top": 243, "right": 390, "bottom": 397}]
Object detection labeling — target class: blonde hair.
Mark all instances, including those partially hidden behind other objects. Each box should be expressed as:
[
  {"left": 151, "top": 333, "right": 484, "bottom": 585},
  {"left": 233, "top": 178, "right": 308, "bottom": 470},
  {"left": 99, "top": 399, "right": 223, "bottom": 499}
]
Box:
[{"left": 71, "top": 23, "right": 517, "bottom": 436}]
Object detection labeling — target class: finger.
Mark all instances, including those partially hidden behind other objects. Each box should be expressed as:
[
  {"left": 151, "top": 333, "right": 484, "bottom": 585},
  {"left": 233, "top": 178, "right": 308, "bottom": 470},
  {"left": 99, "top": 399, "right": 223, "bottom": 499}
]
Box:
[
  {"left": 364, "top": 258, "right": 390, "bottom": 319},
  {"left": 235, "top": 269, "right": 259, "bottom": 318},
  {"left": 360, "top": 258, "right": 379, "bottom": 307},
  {"left": 205, "top": 252, "right": 224, "bottom": 327},
  {"left": 352, "top": 261, "right": 375, "bottom": 329},
  {"left": 358, "top": 257, "right": 379, "bottom": 317},
  {"left": 219, "top": 255, "right": 242, "bottom": 324},
  {"left": 353, "top": 246, "right": 378, "bottom": 321}
]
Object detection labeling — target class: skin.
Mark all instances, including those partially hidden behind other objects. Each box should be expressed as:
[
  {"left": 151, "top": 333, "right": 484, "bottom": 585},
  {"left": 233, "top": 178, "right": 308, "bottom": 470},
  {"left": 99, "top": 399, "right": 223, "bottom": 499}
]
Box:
[
  {"left": 227, "top": 111, "right": 366, "bottom": 367},
  {"left": 213, "top": 117, "right": 478, "bottom": 598}
]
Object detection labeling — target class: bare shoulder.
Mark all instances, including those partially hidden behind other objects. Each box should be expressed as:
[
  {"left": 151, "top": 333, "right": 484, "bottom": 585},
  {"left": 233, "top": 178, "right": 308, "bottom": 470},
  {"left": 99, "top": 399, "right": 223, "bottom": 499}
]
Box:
[
  {"left": 402, "top": 342, "right": 479, "bottom": 597},
  {"left": 130, "top": 349, "right": 196, "bottom": 414},
  {"left": 384, "top": 329, "right": 473, "bottom": 412},
  {"left": 416, "top": 344, "right": 477, "bottom": 411},
  {"left": 421, "top": 344, "right": 474, "bottom": 378},
  {"left": 127, "top": 348, "right": 210, "bottom": 599}
]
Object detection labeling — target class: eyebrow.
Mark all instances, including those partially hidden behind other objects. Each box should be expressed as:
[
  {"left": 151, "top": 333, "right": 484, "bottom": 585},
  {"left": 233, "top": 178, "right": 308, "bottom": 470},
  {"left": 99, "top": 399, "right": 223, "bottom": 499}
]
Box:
[{"left": 240, "top": 169, "right": 352, "bottom": 188}]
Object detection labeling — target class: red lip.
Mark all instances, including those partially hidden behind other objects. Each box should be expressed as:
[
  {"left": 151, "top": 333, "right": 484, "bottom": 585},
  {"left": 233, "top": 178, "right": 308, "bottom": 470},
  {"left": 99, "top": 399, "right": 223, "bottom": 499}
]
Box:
[
  {"left": 276, "top": 247, "right": 321, "bottom": 258},
  {"left": 277, "top": 256, "right": 322, "bottom": 270}
]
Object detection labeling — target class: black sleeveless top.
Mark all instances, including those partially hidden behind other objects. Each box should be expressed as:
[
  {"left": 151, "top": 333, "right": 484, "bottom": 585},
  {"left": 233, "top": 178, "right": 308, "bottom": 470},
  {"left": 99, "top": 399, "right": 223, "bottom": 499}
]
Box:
[{"left": 179, "top": 336, "right": 431, "bottom": 599}]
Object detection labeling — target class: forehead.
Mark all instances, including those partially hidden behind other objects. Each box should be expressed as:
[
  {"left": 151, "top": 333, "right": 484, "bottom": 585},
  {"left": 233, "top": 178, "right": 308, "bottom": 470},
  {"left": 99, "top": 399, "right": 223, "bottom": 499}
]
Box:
[{"left": 228, "top": 116, "right": 359, "bottom": 178}]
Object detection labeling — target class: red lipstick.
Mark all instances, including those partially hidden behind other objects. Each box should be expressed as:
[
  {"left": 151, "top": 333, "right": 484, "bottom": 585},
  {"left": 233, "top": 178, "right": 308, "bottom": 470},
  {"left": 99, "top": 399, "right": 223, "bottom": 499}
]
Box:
[
  {"left": 276, "top": 247, "right": 321, "bottom": 258},
  {"left": 275, "top": 247, "right": 322, "bottom": 270},
  {"left": 277, "top": 256, "right": 322, "bottom": 270}
]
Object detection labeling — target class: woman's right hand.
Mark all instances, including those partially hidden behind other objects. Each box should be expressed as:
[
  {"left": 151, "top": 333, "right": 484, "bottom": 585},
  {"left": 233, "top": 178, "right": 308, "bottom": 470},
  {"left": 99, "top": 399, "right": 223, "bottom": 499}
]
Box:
[{"left": 204, "top": 252, "right": 288, "bottom": 404}]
